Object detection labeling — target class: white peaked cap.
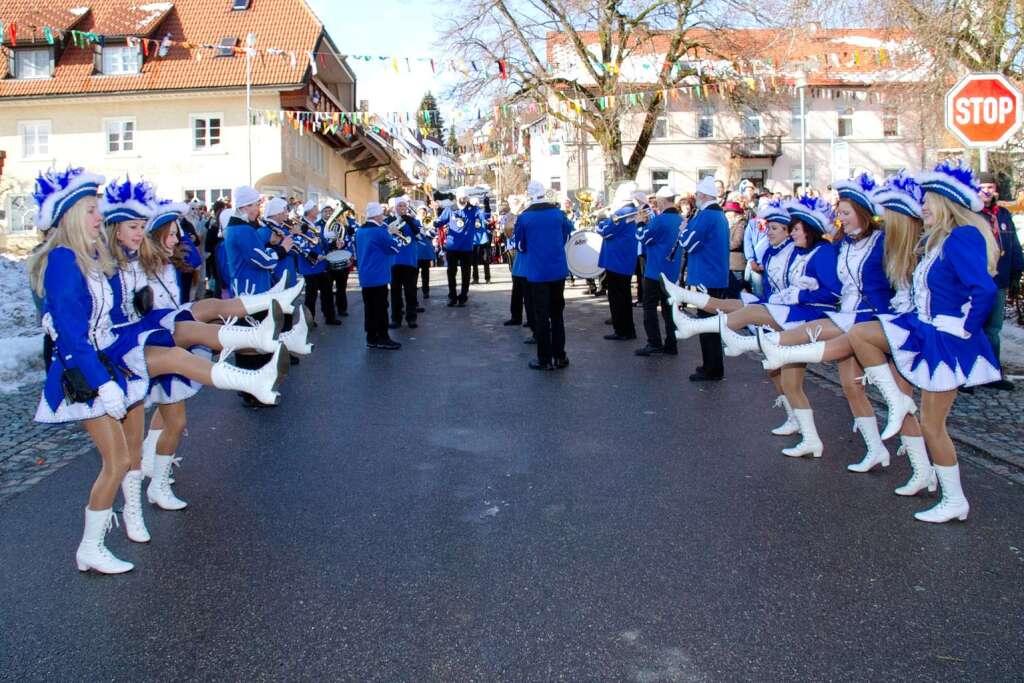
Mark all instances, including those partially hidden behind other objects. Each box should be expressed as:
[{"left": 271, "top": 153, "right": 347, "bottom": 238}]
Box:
[
  {"left": 655, "top": 186, "right": 677, "bottom": 199},
  {"left": 526, "top": 180, "right": 546, "bottom": 200},
  {"left": 302, "top": 199, "right": 318, "bottom": 214},
  {"left": 366, "top": 202, "right": 384, "bottom": 219},
  {"left": 695, "top": 176, "right": 718, "bottom": 197},
  {"left": 263, "top": 197, "right": 289, "bottom": 218},
  {"left": 233, "top": 185, "right": 260, "bottom": 208}
]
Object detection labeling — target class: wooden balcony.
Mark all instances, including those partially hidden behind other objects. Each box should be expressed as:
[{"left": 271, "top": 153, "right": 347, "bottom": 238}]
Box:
[{"left": 729, "top": 135, "right": 783, "bottom": 160}]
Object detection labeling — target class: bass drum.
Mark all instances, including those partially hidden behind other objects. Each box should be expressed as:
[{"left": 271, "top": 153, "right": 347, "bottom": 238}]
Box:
[
  {"left": 565, "top": 230, "right": 604, "bottom": 279},
  {"left": 325, "top": 249, "right": 353, "bottom": 271}
]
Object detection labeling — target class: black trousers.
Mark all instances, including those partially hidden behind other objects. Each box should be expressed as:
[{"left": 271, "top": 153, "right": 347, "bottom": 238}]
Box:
[
  {"left": 330, "top": 267, "right": 350, "bottom": 314},
  {"left": 473, "top": 245, "right": 492, "bottom": 282},
  {"left": 642, "top": 277, "right": 676, "bottom": 349},
  {"left": 529, "top": 280, "right": 566, "bottom": 363},
  {"left": 510, "top": 274, "right": 535, "bottom": 328},
  {"left": 447, "top": 250, "right": 472, "bottom": 301},
  {"left": 605, "top": 271, "right": 635, "bottom": 336},
  {"left": 634, "top": 256, "right": 645, "bottom": 302},
  {"left": 390, "top": 264, "right": 419, "bottom": 323},
  {"left": 304, "top": 271, "right": 336, "bottom": 322},
  {"left": 691, "top": 284, "right": 727, "bottom": 377},
  {"left": 362, "top": 285, "right": 390, "bottom": 343},
  {"left": 417, "top": 259, "right": 431, "bottom": 296}
]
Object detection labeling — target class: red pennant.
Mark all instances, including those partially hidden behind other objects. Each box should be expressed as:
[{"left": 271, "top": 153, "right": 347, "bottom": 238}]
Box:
[
  {"left": 10, "top": 22, "right": 17, "bottom": 46},
  {"left": 141, "top": 38, "right": 150, "bottom": 56},
  {"left": 497, "top": 59, "right": 507, "bottom": 79},
  {"left": 430, "top": 59, "right": 435, "bottom": 74}
]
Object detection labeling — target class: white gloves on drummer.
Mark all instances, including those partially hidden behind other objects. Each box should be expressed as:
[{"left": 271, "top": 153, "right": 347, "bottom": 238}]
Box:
[
  {"left": 933, "top": 314, "right": 971, "bottom": 339},
  {"left": 796, "top": 276, "right": 819, "bottom": 291},
  {"left": 98, "top": 381, "right": 127, "bottom": 420}
]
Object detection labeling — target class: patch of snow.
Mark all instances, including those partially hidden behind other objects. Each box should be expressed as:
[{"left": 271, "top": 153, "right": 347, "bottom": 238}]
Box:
[
  {"left": 828, "top": 36, "right": 903, "bottom": 51},
  {"left": 0, "top": 255, "right": 44, "bottom": 393},
  {"left": 999, "top": 319, "right": 1024, "bottom": 373},
  {"left": 69, "top": 7, "right": 90, "bottom": 16},
  {"left": 137, "top": 2, "right": 173, "bottom": 11}
]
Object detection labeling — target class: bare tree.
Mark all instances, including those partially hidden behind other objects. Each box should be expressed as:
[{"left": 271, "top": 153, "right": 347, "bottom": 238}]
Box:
[{"left": 438, "top": 0, "right": 762, "bottom": 194}]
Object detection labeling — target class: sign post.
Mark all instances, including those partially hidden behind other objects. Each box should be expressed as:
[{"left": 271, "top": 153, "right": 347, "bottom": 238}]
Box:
[{"left": 945, "top": 73, "right": 1024, "bottom": 171}]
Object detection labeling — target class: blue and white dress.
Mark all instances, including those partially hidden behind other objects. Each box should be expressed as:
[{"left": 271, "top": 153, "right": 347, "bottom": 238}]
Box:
[
  {"left": 878, "top": 226, "right": 1001, "bottom": 391},
  {"left": 763, "top": 242, "right": 841, "bottom": 329},
  {"left": 147, "top": 261, "right": 206, "bottom": 405},
  {"left": 35, "top": 248, "right": 155, "bottom": 423},
  {"left": 825, "top": 230, "right": 894, "bottom": 332},
  {"left": 740, "top": 238, "right": 795, "bottom": 305}
]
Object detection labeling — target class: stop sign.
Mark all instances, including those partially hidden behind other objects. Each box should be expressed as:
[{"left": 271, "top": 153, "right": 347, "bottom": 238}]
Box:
[{"left": 945, "top": 73, "right": 1024, "bottom": 147}]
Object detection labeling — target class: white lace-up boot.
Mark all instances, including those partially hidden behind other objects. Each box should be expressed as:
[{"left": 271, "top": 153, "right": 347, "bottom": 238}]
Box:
[
  {"left": 847, "top": 417, "right": 890, "bottom": 472},
  {"left": 279, "top": 304, "right": 314, "bottom": 355},
  {"left": 141, "top": 428, "right": 161, "bottom": 479},
  {"left": 218, "top": 300, "right": 283, "bottom": 354},
  {"left": 672, "top": 312, "right": 721, "bottom": 340},
  {"left": 781, "top": 409, "right": 823, "bottom": 458},
  {"left": 863, "top": 364, "right": 917, "bottom": 440},
  {"left": 894, "top": 435, "right": 937, "bottom": 496},
  {"left": 914, "top": 464, "right": 969, "bottom": 523},
  {"left": 661, "top": 274, "right": 710, "bottom": 309},
  {"left": 771, "top": 396, "right": 800, "bottom": 436},
  {"left": 760, "top": 336, "right": 826, "bottom": 371},
  {"left": 238, "top": 277, "right": 305, "bottom": 315},
  {"left": 120, "top": 470, "right": 151, "bottom": 542},
  {"left": 76, "top": 507, "right": 134, "bottom": 574},
  {"left": 147, "top": 454, "right": 187, "bottom": 511},
  {"left": 211, "top": 345, "right": 289, "bottom": 405},
  {"left": 719, "top": 313, "right": 762, "bottom": 357}
]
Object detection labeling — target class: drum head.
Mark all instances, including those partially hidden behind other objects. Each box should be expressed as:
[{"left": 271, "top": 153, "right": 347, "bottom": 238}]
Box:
[
  {"left": 565, "top": 230, "right": 604, "bottom": 279},
  {"left": 326, "top": 249, "right": 353, "bottom": 269}
]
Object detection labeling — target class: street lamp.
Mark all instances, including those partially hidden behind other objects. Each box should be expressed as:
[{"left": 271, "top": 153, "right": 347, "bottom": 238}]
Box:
[{"left": 796, "top": 70, "right": 808, "bottom": 194}]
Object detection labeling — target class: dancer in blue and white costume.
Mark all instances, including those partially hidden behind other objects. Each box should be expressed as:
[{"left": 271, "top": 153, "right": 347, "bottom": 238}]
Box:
[
  {"left": 846, "top": 161, "right": 1000, "bottom": 522},
  {"left": 757, "top": 172, "right": 935, "bottom": 490},
  {"left": 29, "top": 167, "right": 144, "bottom": 573}
]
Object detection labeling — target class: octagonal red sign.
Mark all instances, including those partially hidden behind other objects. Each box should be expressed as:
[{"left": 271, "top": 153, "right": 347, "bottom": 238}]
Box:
[{"left": 945, "top": 73, "right": 1024, "bottom": 147}]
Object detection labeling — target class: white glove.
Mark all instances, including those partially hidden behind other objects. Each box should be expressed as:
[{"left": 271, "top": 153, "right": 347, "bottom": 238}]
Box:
[
  {"left": 796, "top": 276, "right": 819, "bottom": 291},
  {"left": 933, "top": 314, "right": 971, "bottom": 339},
  {"left": 323, "top": 229, "right": 338, "bottom": 241},
  {"left": 778, "top": 287, "right": 801, "bottom": 305},
  {"left": 890, "top": 288, "right": 913, "bottom": 314},
  {"left": 97, "top": 381, "right": 127, "bottom": 420}
]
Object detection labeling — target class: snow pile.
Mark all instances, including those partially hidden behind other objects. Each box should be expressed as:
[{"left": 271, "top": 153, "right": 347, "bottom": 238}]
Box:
[{"left": 0, "top": 255, "right": 44, "bottom": 393}]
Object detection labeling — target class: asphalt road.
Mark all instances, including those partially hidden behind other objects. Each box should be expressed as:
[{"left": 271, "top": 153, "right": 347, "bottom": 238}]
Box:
[{"left": 1, "top": 269, "right": 1022, "bottom": 682}]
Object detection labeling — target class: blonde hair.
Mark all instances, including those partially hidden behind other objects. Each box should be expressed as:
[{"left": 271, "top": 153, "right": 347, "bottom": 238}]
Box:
[
  {"left": 105, "top": 220, "right": 164, "bottom": 277},
  {"left": 28, "top": 197, "right": 113, "bottom": 297},
  {"left": 882, "top": 209, "right": 924, "bottom": 289},
  {"left": 923, "top": 193, "right": 999, "bottom": 276}
]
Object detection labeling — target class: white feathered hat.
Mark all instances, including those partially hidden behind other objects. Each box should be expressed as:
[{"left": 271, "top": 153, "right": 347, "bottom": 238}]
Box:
[{"left": 33, "top": 167, "right": 106, "bottom": 231}]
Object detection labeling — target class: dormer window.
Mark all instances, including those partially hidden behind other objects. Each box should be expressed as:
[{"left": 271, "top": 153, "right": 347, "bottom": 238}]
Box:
[
  {"left": 232, "top": 0, "right": 252, "bottom": 9},
  {"left": 99, "top": 45, "right": 142, "bottom": 75},
  {"left": 13, "top": 49, "right": 52, "bottom": 79},
  {"left": 216, "top": 37, "right": 238, "bottom": 58}
]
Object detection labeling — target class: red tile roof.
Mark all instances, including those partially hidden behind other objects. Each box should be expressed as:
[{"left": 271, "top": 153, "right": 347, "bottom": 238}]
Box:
[
  {"left": 0, "top": 0, "right": 325, "bottom": 99},
  {"left": 547, "top": 27, "right": 918, "bottom": 86}
]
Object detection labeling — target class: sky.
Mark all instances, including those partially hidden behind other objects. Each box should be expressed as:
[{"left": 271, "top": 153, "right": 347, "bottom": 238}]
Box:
[{"left": 306, "top": 0, "right": 461, "bottom": 124}]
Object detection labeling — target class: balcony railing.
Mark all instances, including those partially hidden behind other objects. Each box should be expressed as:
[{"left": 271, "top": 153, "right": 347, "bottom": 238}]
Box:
[{"left": 730, "top": 135, "right": 783, "bottom": 160}]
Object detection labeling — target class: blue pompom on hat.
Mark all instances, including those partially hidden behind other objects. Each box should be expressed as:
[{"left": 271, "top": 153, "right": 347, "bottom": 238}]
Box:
[
  {"left": 873, "top": 170, "right": 924, "bottom": 220},
  {"left": 915, "top": 159, "right": 983, "bottom": 212},
  {"left": 146, "top": 198, "right": 190, "bottom": 233},
  {"left": 756, "top": 198, "right": 790, "bottom": 225},
  {"left": 833, "top": 172, "right": 880, "bottom": 215},
  {"left": 784, "top": 195, "right": 836, "bottom": 235},
  {"left": 32, "top": 167, "right": 106, "bottom": 231},
  {"left": 100, "top": 176, "right": 157, "bottom": 225}
]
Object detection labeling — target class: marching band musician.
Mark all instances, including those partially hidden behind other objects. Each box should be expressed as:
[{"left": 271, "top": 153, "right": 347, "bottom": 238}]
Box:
[
  {"left": 356, "top": 202, "right": 403, "bottom": 350},
  {"left": 597, "top": 182, "right": 642, "bottom": 341},
  {"left": 388, "top": 196, "right": 422, "bottom": 329},
  {"left": 677, "top": 176, "right": 731, "bottom": 382},
  {"left": 472, "top": 195, "right": 493, "bottom": 285},
  {"left": 513, "top": 181, "right": 574, "bottom": 370},
  {"left": 264, "top": 197, "right": 297, "bottom": 287},
  {"left": 300, "top": 200, "right": 340, "bottom": 327},
  {"left": 319, "top": 204, "right": 349, "bottom": 318},
  {"left": 436, "top": 187, "right": 483, "bottom": 307},
  {"left": 504, "top": 195, "right": 534, "bottom": 334},
  {"left": 416, "top": 204, "right": 436, "bottom": 300},
  {"left": 635, "top": 186, "right": 683, "bottom": 357},
  {"left": 224, "top": 186, "right": 283, "bottom": 297}
]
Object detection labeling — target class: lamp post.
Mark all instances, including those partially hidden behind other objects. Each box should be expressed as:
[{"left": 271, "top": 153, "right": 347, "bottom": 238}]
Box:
[
  {"left": 246, "top": 32, "right": 256, "bottom": 186},
  {"left": 797, "top": 70, "right": 808, "bottom": 194}
]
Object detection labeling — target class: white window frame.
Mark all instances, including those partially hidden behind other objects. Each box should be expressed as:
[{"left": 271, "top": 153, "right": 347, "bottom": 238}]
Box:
[
  {"left": 100, "top": 45, "right": 142, "bottom": 76},
  {"left": 191, "top": 113, "right": 224, "bottom": 152},
  {"left": 882, "top": 106, "right": 900, "bottom": 138},
  {"left": 837, "top": 108, "right": 855, "bottom": 138},
  {"left": 652, "top": 113, "right": 669, "bottom": 139},
  {"left": 184, "top": 189, "right": 208, "bottom": 204},
  {"left": 14, "top": 49, "right": 51, "bottom": 79},
  {"left": 7, "top": 194, "right": 37, "bottom": 233},
  {"left": 550, "top": 176, "right": 562, "bottom": 192},
  {"left": 651, "top": 169, "right": 670, "bottom": 192},
  {"left": 697, "top": 167, "right": 717, "bottom": 181},
  {"left": 18, "top": 120, "right": 51, "bottom": 159},
  {"left": 697, "top": 105, "right": 715, "bottom": 139},
  {"left": 741, "top": 110, "right": 762, "bottom": 138},
  {"left": 104, "top": 117, "right": 137, "bottom": 154}
]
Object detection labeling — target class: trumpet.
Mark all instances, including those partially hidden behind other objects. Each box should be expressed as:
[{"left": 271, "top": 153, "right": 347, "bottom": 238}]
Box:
[
  {"left": 386, "top": 217, "right": 413, "bottom": 246},
  {"left": 611, "top": 205, "right": 650, "bottom": 224},
  {"left": 265, "top": 220, "right": 319, "bottom": 266}
]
